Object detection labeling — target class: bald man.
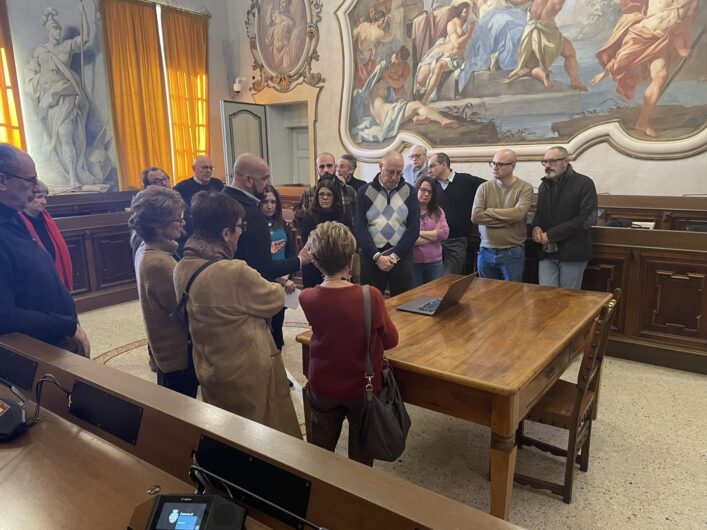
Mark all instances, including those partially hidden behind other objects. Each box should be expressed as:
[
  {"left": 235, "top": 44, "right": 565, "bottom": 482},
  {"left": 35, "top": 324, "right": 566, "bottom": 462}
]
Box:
[
  {"left": 471, "top": 149, "right": 534, "bottom": 282},
  {"left": 173, "top": 155, "right": 224, "bottom": 207},
  {"left": 223, "top": 153, "right": 310, "bottom": 280},
  {"left": 0, "top": 144, "right": 90, "bottom": 356},
  {"left": 355, "top": 151, "right": 419, "bottom": 295}
]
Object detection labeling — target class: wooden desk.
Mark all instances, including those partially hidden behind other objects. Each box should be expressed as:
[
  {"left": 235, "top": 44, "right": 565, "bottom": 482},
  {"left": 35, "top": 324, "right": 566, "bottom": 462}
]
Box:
[
  {"left": 297, "top": 277, "right": 611, "bottom": 520},
  {"left": 0, "top": 402, "right": 189, "bottom": 529},
  {"left": 0, "top": 334, "right": 519, "bottom": 530}
]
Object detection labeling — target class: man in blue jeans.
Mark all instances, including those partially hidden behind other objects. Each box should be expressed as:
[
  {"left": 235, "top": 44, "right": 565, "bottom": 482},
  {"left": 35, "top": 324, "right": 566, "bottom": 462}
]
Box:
[
  {"left": 471, "top": 149, "right": 534, "bottom": 281},
  {"left": 531, "top": 146, "right": 598, "bottom": 289}
]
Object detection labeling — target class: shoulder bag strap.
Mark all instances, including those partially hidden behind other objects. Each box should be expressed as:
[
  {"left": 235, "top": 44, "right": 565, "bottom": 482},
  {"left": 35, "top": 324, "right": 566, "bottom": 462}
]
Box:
[
  {"left": 362, "top": 285, "right": 374, "bottom": 393},
  {"left": 170, "top": 258, "right": 221, "bottom": 321}
]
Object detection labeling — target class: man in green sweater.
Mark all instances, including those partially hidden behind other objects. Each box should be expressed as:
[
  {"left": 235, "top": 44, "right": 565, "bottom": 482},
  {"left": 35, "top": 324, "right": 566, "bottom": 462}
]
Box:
[{"left": 471, "top": 149, "right": 533, "bottom": 282}]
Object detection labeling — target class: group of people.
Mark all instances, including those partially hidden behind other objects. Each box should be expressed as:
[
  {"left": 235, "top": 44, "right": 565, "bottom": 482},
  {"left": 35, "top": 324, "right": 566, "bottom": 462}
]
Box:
[{"left": 0, "top": 140, "right": 597, "bottom": 466}]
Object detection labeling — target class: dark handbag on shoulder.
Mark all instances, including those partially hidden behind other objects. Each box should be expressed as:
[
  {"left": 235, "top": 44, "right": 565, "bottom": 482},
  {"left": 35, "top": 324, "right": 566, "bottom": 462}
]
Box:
[{"left": 356, "top": 285, "right": 411, "bottom": 462}]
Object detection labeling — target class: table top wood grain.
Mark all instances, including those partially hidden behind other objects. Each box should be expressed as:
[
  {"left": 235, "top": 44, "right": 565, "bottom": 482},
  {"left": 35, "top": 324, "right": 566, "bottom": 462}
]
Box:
[{"left": 298, "top": 277, "right": 612, "bottom": 395}]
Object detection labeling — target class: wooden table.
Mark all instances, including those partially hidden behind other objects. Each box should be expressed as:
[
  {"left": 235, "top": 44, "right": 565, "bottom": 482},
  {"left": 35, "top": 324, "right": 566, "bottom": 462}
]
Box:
[
  {"left": 297, "top": 276, "right": 612, "bottom": 520},
  {"left": 0, "top": 403, "right": 190, "bottom": 529}
]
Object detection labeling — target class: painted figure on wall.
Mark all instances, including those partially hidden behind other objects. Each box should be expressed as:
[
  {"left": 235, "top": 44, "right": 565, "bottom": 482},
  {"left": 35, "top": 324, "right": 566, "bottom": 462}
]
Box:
[
  {"left": 414, "top": 2, "right": 475, "bottom": 104},
  {"left": 344, "top": 0, "right": 706, "bottom": 148},
  {"left": 259, "top": 0, "right": 308, "bottom": 75},
  {"left": 591, "top": 0, "right": 700, "bottom": 136},
  {"left": 265, "top": 0, "right": 297, "bottom": 72},
  {"left": 24, "top": 4, "right": 97, "bottom": 189},
  {"left": 504, "top": 0, "right": 588, "bottom": 90}
]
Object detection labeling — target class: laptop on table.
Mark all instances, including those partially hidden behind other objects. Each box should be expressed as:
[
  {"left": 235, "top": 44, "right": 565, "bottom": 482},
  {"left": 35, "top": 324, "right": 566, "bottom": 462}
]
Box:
[{"left": 395, "top": 274, "right": 475, "bottom": 316}]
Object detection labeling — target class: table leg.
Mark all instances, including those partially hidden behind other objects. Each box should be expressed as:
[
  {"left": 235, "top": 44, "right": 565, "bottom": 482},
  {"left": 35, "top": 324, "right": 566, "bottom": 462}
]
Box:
[{"left": 489, "top": 432, "right": 517, "bottom": 520}]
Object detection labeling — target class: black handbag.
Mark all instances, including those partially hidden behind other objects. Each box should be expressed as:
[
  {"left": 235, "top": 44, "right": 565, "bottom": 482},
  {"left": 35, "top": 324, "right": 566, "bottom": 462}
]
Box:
[{"left": 356, "top": 285, "right": 411, "bottom": 462}]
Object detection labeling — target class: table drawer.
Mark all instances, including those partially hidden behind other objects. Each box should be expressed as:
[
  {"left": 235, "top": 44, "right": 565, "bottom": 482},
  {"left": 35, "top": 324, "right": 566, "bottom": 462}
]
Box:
[{"left": 519, "top": 348, "right": 572, "bottom": 418}]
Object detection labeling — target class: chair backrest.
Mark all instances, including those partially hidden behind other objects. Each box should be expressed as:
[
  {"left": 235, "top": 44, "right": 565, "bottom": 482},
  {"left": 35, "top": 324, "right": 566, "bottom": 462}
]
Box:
[{"left": 573, "top": 288, "right": 621, "bottom": 416}]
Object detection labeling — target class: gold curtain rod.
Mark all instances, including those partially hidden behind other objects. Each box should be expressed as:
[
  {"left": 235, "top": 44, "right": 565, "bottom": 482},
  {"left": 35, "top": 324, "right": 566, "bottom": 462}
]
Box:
[{"left": 132, "top": 0, "right": 211, "bottom": 18}]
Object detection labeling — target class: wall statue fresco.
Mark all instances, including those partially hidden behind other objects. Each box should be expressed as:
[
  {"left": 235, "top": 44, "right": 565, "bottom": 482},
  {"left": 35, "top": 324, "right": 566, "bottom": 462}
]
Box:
[
  {"left": 9, "top": 0, "right": 118, "bottom": 191},
  {"left": 248, "top": 0, "right": 324, "bottom": 93},
  {"left": 340, "top": 0, "right": 707, "bottom": 158}
]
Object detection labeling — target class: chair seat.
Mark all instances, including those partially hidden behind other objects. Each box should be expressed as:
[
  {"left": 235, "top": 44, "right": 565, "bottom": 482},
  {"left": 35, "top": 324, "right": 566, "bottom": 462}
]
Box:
[{"left": 527, "top": 380, "right": 595, "bottom": 429}]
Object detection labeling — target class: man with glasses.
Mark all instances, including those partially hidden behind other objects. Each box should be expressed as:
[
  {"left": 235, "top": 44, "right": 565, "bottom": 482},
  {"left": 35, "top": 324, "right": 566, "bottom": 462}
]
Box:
[
  {"left": 0, "top": 144, "right": 90, "bottom": 356},
  {"left": 140, "top": 166, "right": 172, "bottom": 189},
  {"left": 296, "top": 152, "right": 357, "bottom": 229},
  {"left": 223, "top": 153, "right": 311, "bottom": 280},
  {"left": 402, "top": 145, "right": 428, "bottom": 186},
  {"left": 532, "top": 146, "right": 597, "bottom": 289},
  {"left": 428, "top": 152, "right": 485, "bottom": 274},
  {"left": 472, "top": 149, "right": 533, "bottom": 282},
  {"left": 355, "top": 151, "right": 419, "bottom": 295},
  {"left": 173, "top": 155, "right": 224, "bottom": 207}
]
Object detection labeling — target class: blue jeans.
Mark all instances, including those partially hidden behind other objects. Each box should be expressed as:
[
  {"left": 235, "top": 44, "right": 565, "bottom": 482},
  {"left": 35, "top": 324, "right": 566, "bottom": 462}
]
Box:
[
  {"left": 477, "top": 246, "right": 525, "bottom": 282},
  {"left": 538, "top": 259, "right": 588, "bottom": 290},
  {"left": 413, "top": 260, "right": 445, "bottom": 287}
]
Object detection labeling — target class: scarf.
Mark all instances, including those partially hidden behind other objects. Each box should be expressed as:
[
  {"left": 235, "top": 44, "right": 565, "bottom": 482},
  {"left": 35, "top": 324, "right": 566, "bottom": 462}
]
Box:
[
  {"left": 182, "top": 236, "right": 233, "bottom": 261},
  {"left": 20, "top": 210, "right": 73, "bottom": 290}
]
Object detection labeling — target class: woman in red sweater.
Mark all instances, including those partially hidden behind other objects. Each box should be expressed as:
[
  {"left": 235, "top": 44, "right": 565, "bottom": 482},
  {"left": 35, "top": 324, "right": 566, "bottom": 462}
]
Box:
[{"left": 299, "top": 221, "right": 398, "bottom": 466}]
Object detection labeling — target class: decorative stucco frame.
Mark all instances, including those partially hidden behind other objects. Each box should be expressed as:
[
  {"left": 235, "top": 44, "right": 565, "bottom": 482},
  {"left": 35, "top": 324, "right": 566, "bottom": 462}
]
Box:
[
  {"left": 246, "top": 0, "right": 325, "bottom": 93},
  {"left": 336, "top": 0, "right": 707, "bottom": 162}
]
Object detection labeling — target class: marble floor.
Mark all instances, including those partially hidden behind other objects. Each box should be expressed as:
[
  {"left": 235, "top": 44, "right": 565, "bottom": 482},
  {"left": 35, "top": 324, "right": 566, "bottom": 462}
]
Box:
[{"left": 79, "top": 301, "right": 707, "bottom": 530}]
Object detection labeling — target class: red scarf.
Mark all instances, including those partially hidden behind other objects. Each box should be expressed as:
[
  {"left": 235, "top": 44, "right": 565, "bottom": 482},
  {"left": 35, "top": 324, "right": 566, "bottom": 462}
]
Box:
[{"left": 20, "top": 210, "right": 74, "bottom": 290}]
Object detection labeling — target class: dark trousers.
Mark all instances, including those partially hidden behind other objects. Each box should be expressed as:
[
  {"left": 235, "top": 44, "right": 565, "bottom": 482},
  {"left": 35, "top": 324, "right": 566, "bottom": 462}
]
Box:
[
  {"left": 306, "top": 386, "right": 373, "bottom": 466},
  {"left": 157, "top": 353, "right": 199, "bottom": 398},
  {"left": 360, "top": 251, "right": 413, "bottom": 296}
]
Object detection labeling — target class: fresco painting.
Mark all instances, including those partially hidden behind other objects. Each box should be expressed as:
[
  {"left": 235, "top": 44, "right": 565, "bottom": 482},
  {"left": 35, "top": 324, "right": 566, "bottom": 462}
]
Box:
[
  {"left": 8, "top": 0, "right": 118, "bottom": 192},
  {"left": 344, "top": 0, "right": 707, "bottom": 149}
]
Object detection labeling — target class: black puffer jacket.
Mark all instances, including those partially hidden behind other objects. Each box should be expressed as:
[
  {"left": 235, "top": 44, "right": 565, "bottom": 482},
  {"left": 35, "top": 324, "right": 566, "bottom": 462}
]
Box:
[{"left": 532, "top": 166, "right": 597, "bottom": 262}]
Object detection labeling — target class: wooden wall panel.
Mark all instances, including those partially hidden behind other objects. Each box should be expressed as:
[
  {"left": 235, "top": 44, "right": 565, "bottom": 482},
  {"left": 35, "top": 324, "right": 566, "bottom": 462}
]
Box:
[
  {"left": 65, "top": 234, "right": 90, "bottom": 295},
  {"left": 583, "top": 251, "right": 630, "bottom": 334},
  {"left": 94, "top": 231, "right": 135, "bottom": 289},
  {"left": 638, "top": 257, "right": 707, "bottom": 351}
]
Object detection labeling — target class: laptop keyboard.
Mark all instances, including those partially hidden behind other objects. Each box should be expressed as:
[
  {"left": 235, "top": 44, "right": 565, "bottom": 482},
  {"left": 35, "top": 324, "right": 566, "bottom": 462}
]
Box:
[{"left": 417, "top": 298, "right": 441, "bottom": 313}]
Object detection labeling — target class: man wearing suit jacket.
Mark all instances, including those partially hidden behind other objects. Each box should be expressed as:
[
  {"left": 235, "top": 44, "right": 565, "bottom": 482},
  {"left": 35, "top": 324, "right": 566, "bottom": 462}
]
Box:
[
  {"left": 222, "top": 153, "right": 311, "bottom": 280},
  {"left": 429, "top": 152, "right": 486, "bottom": 274}
]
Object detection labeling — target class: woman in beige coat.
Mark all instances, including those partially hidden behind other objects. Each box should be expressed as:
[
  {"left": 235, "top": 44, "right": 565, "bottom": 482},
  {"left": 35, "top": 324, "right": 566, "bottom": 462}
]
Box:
[{"left": 174, "top": 191, "right": 301, "bottom": 438}]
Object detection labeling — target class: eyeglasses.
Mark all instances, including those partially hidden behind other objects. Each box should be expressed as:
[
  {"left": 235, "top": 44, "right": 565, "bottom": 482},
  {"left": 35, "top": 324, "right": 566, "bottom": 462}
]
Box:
[
  {"left": 418, "top": 188, "right": 433, "bottom": 195},
  {"left": 199, "top": 165, "right": 214, "bottom": 171},
  {"left": 2, "top": 172, "right": 39, "bottom": 185},
  {"left": 150, "top": 176, "right": 171, "bottom": 184},
  {"left": 236, "top": 221, "right": 248, "bottom": 232},
  {"left": 540, "top": 158, "right": 567, "bottom": 166},
  {"left": 488, "top": 161, "right": 514, "bottom": 168}
]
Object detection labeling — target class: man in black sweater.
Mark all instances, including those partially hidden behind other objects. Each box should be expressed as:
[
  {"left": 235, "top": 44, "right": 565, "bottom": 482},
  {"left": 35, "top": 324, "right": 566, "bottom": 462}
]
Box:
[
  {"left": 222, "top": 153, "right": 311, "bottom": 280},
  {"left": 429, "top": 152, "right": 486, "bottom": 274},
  {"left": 173, "top": 155, "right": 224, "bottom": 207}
]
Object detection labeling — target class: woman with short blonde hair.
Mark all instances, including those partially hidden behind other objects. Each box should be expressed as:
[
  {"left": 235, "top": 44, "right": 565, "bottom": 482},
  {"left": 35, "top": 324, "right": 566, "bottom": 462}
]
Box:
[{"left": 300, "top": 221, "right": 399, "bottom": 465}]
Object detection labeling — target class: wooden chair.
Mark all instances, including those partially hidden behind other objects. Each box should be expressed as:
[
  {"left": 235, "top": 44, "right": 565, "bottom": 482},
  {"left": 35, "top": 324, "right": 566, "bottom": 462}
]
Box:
[{"left": 514, "top": 288, "right": 621, "bottom": 503}]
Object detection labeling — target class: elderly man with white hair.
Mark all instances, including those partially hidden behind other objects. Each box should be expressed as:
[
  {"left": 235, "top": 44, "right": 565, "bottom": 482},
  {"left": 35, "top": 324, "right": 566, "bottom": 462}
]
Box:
[{"left": 355, "top": 150, "right": 419, "bottom": 296}]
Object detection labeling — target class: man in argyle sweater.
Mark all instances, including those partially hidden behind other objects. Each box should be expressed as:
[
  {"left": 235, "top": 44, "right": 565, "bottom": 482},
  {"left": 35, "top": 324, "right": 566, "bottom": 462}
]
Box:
[{"left": 355, "top": 151, "right": 419, "bottom": 296}]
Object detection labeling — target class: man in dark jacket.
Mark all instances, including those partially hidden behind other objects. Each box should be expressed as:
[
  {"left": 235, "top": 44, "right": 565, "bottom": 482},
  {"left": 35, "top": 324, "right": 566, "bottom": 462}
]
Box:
[
  {"left": 355, "top": 151, "right": 419, "bottom": 295},
  {"left": 532, "top": 146, "right": 598, "bottom": 289},
  {"left": 223, "top": 153, "right": 311, "bottom": 280},
  {"left": 429, "top": 152, "right": 486, "bottom": 274},
  {"left": 0, "top": 144, "right": 90, "bottom": 355}
]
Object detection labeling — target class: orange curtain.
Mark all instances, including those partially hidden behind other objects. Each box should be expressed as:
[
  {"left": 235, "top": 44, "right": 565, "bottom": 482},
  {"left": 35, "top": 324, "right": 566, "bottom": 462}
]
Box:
[
  {"left": 0, "top": 0, "right": 25, "bottom": 149},
  {"left": 161, "top": 7, "right": 209, "bottom": 183},
  {"left": 101, "top": 0, "right": 171, "bottom": 190}
]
